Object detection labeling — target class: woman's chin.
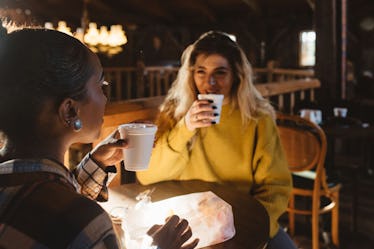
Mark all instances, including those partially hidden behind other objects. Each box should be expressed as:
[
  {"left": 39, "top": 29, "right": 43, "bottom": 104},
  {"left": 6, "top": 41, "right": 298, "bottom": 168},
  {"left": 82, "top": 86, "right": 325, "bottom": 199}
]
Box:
[
  {"left": 77, "top": 130, "right": 101, "bottom": 145},
  {"left": 92, "top": 129, "right": 102, "bottom": 141}
]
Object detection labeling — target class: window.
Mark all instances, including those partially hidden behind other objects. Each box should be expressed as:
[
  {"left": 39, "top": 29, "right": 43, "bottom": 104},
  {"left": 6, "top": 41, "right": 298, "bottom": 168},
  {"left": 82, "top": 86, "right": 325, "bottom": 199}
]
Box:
[{"left": 299, "top": 31, "right": 316, "bottom": 67}]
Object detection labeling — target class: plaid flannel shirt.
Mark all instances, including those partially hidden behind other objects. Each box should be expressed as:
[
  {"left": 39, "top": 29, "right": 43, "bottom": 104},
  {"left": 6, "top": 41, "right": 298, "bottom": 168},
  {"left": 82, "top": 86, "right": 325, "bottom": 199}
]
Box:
[
  {"left": 75, "top": 154, "right": 117, "bottom": 201},
  {"left": 0, "top": 155, "right": 119, "bottom": 249}
]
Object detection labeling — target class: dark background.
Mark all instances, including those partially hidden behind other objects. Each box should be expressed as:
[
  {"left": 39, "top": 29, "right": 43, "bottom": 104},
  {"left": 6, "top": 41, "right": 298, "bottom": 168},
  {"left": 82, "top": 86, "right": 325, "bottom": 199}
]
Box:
[{"left": 1, "top": 0, "right": 374, "bottom": 103}]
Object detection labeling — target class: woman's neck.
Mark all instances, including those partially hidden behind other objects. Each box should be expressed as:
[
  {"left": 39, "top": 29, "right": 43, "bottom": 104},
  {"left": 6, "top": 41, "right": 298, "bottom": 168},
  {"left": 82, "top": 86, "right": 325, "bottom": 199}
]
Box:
[
  {"left": 7, "top": 137, "right": 68, "bottom": 166},
  {"left": 12, "top": 149, "right": 64, "bottom": 164},
  {"left": 223, "top": 96, "right": 231, "bottom": 105}
]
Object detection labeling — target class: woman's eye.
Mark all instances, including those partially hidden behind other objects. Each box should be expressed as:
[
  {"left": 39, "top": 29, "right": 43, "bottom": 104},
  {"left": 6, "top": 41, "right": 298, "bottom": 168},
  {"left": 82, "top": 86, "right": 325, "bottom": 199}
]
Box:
[{"left": 215, "top": 70, "right": 227, "bottom": 76}]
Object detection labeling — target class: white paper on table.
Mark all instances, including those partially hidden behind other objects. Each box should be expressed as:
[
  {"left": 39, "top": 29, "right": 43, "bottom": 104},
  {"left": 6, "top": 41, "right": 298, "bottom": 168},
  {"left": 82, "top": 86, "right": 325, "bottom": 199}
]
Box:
[{"left": 121, "top": 191, "right": 236, "bottom": 249}]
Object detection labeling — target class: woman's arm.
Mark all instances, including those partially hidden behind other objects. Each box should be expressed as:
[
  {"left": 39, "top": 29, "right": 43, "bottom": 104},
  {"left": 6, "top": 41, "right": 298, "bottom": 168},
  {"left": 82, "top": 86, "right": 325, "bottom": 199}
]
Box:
[
  {"left": 74, "top": 130, "right": 128, "bottom": 201},
  {"left": 137, "top": 99, "right": 215, "bottom": 184},
  {"left": 250, "top": 116, "right": 292, "bottom": 238},
  {"left": 137, "top": 118, "right": 197, "bottom": 184}
]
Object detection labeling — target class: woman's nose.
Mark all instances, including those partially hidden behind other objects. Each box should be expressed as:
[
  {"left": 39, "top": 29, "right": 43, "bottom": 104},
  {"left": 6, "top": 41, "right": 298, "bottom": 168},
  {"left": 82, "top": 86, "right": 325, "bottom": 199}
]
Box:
[{"left": 208, "top": 76, "right": 216, "bottom": 85}]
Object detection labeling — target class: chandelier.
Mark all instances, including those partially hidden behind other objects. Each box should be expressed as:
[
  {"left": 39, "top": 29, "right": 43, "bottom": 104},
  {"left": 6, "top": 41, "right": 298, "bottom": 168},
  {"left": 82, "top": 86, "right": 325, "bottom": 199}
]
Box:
[
  {"left": 45, "top": 21, "right": 127, "bottom": 56},
  {"left": 44, "top": 0, "right": 127, "bottom": 56}
]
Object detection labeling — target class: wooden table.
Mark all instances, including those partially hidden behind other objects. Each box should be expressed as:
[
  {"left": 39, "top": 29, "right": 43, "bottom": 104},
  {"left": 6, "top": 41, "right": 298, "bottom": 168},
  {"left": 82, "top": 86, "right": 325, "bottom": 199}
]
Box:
[
  {"left": 322, "top": 117, "right": 374, "bottom": 175},
  {"left": 100, "top": 180, "right": 269, "bottom": 249},
  {"left": 321, "top": 118, "right": 374, "bottom": 232}
]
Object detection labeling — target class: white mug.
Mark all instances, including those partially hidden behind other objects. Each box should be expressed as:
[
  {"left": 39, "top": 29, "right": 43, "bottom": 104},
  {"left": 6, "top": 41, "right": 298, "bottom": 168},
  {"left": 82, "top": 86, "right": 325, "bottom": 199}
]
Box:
[
  {"left": 118, "top": 123, "right": 157, "bottom": 171},
  {"left": 333, "top": 107, "right": 348, "bottom": 118},
  {"left": 300, "top": 109, "right": 322, "bottom": 124}
]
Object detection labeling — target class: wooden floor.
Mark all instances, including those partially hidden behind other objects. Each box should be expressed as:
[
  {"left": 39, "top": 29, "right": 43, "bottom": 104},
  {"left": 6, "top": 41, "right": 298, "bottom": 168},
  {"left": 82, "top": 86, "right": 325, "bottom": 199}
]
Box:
[{"left": 279, "top": 171, "right": 374, "bottom": 249}]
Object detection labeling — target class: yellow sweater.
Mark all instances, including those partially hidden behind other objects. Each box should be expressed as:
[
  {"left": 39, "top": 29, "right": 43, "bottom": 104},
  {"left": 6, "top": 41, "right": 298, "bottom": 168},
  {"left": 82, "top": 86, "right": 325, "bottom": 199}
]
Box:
[{"left": 137, "top": 104, "right": 291, "bottom": 238}]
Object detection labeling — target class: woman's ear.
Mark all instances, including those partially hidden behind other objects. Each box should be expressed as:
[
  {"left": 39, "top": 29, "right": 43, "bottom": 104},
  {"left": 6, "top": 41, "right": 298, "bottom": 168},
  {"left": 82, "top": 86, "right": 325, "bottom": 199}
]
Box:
[
  {"left": 59, "top": 98, "right": 79, "bottom": 128},
  {"left": 0, "top": 130, "right": 8, "bottom": 157}
]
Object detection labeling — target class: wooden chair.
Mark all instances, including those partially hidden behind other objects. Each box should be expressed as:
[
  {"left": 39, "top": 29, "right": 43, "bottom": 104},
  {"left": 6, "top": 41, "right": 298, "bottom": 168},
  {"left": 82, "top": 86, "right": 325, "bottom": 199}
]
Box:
[{"left": 276, "top": 112, "right": 342, "bottom": 249}]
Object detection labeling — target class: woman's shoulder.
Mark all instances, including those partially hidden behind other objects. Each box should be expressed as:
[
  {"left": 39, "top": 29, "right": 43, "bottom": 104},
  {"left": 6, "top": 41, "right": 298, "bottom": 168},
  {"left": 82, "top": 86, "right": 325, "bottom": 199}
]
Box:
[
  {"left": 252, "top": 112, "right": 275, "bottom": 126},
  {"left": 250, "top": 112, "right": 277, "bottom": 136},
  {"left": 43, "top": 180, "right": 107, "bottom": 215},
  {"left": 43, "top": 182, "right": 116, "bottom": 247},
  {"left": 257, "top": 111, "right": 274, "bottom": 121},
  {"left": 1, "top": 180, "right": 114, "bottom": 248}
]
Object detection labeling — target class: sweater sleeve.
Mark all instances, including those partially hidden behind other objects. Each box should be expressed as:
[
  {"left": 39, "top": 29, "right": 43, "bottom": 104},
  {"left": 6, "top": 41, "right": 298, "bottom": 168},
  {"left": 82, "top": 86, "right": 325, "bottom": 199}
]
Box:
[
  {"left": 251, "top": 116, "right": 292, "bottom": 238},
  {"left": 137, "top": 117, "right": 196, "bottom": 184}
]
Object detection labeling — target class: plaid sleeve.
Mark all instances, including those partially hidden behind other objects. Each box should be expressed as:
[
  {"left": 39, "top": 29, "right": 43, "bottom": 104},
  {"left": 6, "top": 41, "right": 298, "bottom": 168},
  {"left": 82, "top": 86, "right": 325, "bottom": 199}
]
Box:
[{"left": 75, "top": 154, "right": 117, "bottom": 202}]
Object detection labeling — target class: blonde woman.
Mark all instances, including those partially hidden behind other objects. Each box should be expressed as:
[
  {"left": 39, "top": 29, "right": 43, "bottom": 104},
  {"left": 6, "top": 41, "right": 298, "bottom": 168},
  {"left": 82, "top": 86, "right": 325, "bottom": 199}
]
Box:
[{"left": 137, "top": 31, "right": 296, "bottom": 248}]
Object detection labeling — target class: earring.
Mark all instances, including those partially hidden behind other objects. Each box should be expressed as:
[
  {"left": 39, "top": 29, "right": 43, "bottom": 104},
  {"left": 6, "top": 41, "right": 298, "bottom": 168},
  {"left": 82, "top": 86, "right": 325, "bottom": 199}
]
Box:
[{"left": 73, "top": 119, "right": 82, "bottom": 132}]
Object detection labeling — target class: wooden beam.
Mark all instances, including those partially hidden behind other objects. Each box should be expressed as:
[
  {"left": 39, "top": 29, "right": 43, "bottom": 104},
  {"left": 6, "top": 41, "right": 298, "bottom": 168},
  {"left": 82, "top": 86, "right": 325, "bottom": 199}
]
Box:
[
  {"left": 306, "top": 0, "right": 316, "bottom": 11},
  {"left": 182, "top": 1, "right": 217, "bottom": 22},
  {"left": 255, "top": 79, "right": 321, "bottom": 97},
  {"left": 315, "top": 0, "right": 340, "bottom": 101},
  {"left": 240, "top": 0, "right": 261, "bottom": 14},
  {"left": 78, "top": 0, "right": 175, "bottom": 25}
]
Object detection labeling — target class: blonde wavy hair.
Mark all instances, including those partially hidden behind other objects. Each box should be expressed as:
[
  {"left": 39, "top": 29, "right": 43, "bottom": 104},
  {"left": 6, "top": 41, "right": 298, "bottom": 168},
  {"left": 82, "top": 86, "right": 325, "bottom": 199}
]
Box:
[{"left": 155, "top": 31, "right": 274, "bottom": 139}]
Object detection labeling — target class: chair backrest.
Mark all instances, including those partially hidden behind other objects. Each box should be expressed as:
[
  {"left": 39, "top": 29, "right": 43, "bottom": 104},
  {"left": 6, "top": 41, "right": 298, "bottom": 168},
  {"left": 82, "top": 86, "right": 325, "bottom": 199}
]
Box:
[{"left": 276, "top": 112, "right": 327, "bottom": 175}]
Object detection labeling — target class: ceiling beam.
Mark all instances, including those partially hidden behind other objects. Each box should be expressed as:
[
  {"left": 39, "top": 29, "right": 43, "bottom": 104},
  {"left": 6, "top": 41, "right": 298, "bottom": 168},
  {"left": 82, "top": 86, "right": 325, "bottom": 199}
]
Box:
[
  {"left": 93, "top": 0, "right": 176, "bottom": 24},
  {"left": 240, "top": 0, "right": 261, "bottom": 15},
  {"left": 306, "top": 0, "right": 315, "bottom": 11},
  {"left": 184, "top": 1, "right": 217, "bottom": 22}
]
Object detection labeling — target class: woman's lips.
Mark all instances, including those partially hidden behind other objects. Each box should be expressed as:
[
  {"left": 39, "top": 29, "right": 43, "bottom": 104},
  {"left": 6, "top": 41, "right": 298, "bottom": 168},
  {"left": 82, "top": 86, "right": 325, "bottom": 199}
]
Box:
[{"left": 205, "top": 89, "right": 219, "bottom": 94}]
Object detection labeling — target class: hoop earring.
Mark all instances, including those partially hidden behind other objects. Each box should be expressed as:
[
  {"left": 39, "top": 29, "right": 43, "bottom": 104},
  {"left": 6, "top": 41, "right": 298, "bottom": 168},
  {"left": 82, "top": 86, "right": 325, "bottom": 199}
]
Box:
[{"left": 73, "top": 119, "right": 82, "bottom": 132}]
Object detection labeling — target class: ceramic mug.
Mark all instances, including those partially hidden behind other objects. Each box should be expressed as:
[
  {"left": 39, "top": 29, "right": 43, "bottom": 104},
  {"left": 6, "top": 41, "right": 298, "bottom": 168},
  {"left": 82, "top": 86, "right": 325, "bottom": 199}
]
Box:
[
  {"left": 300, "top": 109, "right": 322, "bottom": 124},
  {"left": 333, "top": 107, "right": 348, "bottom": 118}
]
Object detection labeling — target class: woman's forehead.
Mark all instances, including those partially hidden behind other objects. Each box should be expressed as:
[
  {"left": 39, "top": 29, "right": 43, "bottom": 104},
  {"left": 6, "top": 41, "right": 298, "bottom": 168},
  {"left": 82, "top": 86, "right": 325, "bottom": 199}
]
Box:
[
  {"left": 195, "top": 54, "right": 230, "bottom": 68},
  {"left": 88, "top": 52, "right": 103, "bottom": 76}
]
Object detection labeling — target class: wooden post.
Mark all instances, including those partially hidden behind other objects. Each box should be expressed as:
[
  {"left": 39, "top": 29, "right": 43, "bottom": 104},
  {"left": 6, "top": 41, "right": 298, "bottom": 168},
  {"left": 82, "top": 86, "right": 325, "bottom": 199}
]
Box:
[
  {"left": 149, "top": 71, "right": 154, "bottom": 97},
  {"left": 115, "top": 71, "right": 122, "bottom": 101},
  {"left": 290, "top": 92, "right": 295, "bottom": 114},
  {"left": 126, "top": 73, "right": 132, "bottom": 99},
  {"left": 300, "top": 90, "right": 305, "bottom": 100},
  {"left": 340, "top": 0, "right": 347, "bottom": 99},
  {"left": 315, "top": 0, "right": 344, "bottom": 102},
  {"left": 136, "top": 51, "right": 145, "bottom": 98},
  {"left": 267, "top": 60, "right": 275, "bottom": 82}
]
